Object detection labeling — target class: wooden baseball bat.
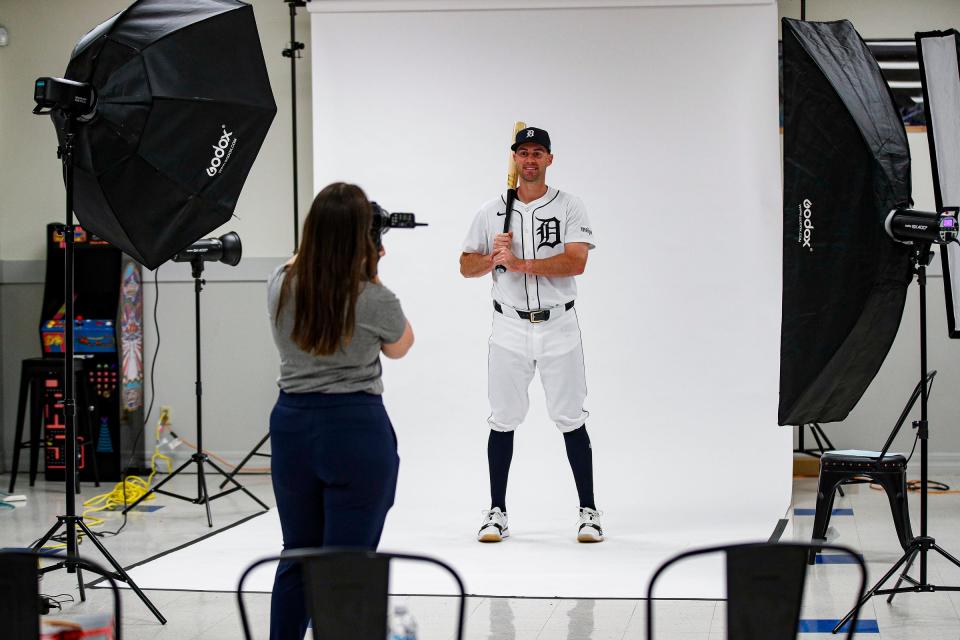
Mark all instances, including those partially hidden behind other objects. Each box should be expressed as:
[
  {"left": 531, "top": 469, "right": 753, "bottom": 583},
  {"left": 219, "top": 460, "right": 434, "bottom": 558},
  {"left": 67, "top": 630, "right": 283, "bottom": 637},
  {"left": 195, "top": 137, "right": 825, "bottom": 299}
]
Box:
[{"left": 495, "top": 120, "right": 526, "bottom": 273}]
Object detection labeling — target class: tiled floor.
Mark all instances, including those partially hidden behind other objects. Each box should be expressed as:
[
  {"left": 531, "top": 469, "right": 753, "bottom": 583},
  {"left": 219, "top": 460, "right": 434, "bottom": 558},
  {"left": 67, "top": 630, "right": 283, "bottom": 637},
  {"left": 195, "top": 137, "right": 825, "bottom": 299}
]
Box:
[{"left": 2, "top": 469, "right": 960, "bottom": 638}]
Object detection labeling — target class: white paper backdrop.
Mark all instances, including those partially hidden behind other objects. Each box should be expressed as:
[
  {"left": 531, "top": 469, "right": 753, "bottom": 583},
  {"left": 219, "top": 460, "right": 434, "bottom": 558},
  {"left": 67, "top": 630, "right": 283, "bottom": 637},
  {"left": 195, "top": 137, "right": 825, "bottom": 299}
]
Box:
[{"left": 309, "top": 0, "right": 789, "bottom": 541}]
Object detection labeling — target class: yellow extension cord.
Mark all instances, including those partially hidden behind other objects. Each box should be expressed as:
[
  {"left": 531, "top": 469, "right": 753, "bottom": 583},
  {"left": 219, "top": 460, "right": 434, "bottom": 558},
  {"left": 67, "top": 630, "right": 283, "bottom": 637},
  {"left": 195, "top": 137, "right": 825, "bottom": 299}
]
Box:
[{"left": 40, "top": 410, "right": 174, "bottom": 551}]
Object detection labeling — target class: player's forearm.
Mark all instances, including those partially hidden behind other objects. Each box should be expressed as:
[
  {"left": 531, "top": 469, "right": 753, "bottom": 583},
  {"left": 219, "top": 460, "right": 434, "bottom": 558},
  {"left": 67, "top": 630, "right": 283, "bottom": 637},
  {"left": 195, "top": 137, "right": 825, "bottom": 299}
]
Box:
[
  {"left": 512, "top": 253, "right": 586, "bottom": 277},
  {"left": 460, "top": 252, "right": 494, "bottom": 277}
]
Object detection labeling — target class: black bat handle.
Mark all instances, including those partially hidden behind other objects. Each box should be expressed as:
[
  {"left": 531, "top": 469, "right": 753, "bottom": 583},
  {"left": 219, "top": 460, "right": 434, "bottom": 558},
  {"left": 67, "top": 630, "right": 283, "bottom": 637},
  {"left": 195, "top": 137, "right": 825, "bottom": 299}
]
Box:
[{"left": 495, "top": 189, "right": 517, "bottom": 274}]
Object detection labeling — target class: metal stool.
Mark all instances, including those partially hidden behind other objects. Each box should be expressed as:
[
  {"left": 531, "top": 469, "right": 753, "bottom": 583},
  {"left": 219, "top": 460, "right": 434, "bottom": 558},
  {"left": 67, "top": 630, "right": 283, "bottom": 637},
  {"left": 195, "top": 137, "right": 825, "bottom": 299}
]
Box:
[
  {"left": 809, "top": 450, "right": 913, "bottom": 562},
  {"left": 8, "top": 357, "right": 99, "bottom": 493},
  {"left": 807, "top": 373, "right": 933, "bottom": 564}
]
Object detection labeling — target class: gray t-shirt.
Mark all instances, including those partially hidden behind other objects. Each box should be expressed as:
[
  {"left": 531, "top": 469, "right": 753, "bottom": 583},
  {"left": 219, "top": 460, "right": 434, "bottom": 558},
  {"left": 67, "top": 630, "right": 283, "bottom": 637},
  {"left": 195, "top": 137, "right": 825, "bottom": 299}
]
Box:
[{"left": 267, "top": 265, "right": 406, "bottom": 395}]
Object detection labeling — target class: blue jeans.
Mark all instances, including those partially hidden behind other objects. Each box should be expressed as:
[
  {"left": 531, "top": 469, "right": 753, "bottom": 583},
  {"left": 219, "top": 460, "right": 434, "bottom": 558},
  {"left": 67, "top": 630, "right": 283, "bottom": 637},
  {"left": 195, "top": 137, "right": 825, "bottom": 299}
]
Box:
[{"left": 269, "top": 391, "right": 399, "bottom": 640}]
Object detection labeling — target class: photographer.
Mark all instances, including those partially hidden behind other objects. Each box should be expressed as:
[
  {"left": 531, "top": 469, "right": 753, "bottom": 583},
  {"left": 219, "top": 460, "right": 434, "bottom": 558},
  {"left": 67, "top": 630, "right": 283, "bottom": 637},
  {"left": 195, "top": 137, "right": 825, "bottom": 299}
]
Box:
[{"left": 266, "top": 182, "right": 414, "bottom": 639}]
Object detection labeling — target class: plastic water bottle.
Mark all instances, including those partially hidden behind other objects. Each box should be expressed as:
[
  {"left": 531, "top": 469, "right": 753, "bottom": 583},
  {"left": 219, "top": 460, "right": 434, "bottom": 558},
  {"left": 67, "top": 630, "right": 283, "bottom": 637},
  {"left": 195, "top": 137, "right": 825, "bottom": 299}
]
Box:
[{"left": 387, "top": 604, "right": 418, "bottom": 640}]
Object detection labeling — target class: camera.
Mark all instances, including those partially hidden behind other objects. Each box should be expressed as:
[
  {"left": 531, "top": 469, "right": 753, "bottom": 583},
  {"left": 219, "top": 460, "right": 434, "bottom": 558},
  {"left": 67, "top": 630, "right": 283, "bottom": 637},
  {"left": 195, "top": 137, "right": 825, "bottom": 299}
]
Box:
[{"left": 370, "top": 202, "right": 427, "bottom": 249}]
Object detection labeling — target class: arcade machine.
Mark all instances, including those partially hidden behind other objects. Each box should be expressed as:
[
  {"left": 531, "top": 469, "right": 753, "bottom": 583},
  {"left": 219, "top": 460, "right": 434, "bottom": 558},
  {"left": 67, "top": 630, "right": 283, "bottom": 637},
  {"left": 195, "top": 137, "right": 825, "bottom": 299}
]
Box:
[{"left": 39, "top": 223, "right": 143, "bottom": 481}]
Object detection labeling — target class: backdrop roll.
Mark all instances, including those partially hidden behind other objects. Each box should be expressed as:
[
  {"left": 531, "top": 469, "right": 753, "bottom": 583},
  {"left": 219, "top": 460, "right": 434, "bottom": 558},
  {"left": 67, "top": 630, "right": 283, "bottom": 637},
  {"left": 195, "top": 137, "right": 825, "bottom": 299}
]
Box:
[{"left": 309, "top": 0, "right": 788, "bottom": 544}]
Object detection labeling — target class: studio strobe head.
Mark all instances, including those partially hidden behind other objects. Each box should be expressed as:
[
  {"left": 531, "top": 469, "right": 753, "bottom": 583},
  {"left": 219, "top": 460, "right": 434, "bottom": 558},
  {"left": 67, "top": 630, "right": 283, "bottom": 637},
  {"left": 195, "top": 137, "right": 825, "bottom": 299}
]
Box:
[
  {"left": 885, "top": 209, "right": 960, "bottom": 245},
  {"left": 172, "top": 231, "right": 242, "bottom": 266}
]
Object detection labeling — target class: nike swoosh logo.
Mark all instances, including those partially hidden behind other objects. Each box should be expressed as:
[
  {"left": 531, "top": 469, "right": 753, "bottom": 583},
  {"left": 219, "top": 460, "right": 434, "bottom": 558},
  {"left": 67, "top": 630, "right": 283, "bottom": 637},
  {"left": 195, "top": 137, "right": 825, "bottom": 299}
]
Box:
[{"left": 497, "top": 211, "right": 506, "bottom": 216}]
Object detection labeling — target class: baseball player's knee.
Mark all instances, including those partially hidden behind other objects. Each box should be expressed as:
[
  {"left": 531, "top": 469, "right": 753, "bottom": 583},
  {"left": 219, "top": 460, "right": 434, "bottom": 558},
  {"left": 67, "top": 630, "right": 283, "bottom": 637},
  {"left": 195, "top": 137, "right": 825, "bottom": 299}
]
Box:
[
  {"left": 489, "top": 423, "right": 519, "bottom": 433},
  {"left": 488, "top": 393, "right": 530, "bottom": 431},
  {"left": 551, "top": 410, "right": 588, "bottom": 433}
]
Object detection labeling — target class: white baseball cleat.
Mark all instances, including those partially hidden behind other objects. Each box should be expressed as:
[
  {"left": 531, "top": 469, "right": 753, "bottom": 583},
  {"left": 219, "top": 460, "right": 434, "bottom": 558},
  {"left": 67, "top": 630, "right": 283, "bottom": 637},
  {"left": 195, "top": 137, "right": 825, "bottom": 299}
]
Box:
[
  {"left": 477, "top": 507, "right": 509, "bottom": 542},
  {"left": 577, "top": 507, "right": 604, "bottom": 543}
]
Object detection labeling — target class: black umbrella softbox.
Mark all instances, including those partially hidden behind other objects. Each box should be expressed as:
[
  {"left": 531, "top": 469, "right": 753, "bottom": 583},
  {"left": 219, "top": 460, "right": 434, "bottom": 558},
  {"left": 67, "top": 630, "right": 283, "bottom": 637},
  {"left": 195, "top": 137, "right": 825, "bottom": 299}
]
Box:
[
  {"left": 55, "top": 0, "right": 276, "bottom": 269},
  {"left": 779, "top": 19, "right": 914, "bottom": 426}
]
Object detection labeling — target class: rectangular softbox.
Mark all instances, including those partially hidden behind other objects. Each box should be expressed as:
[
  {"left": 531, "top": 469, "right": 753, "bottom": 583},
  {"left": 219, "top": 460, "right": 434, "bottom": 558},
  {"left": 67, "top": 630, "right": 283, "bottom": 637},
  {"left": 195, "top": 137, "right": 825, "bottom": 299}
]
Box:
[
  {"left": 917, "top": 30, "right": 960, "bottom": 338},
  {"left": 779, "top": 19, "right": 914, "bottom": 426}
]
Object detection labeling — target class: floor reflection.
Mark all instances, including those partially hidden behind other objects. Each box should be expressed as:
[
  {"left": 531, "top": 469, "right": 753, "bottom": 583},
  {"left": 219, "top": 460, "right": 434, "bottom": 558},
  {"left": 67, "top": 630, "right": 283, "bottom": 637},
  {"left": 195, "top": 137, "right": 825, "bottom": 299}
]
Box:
[
  {"left": 488, "top": 597, "right": 515, "bottom": 639},
  {"left": 566, "top": 599, "right": 595, "bottom": 639},
  {"left": 485, "top": 597, "right": 598, "bottom": 639}
]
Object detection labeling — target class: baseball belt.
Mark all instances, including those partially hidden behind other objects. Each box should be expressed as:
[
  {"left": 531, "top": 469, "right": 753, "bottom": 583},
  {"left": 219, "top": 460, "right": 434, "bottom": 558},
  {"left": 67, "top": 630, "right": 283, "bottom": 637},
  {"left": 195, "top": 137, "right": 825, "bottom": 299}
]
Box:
[{"left": 493, "top": 300, "right": 575, "bottom": 323}]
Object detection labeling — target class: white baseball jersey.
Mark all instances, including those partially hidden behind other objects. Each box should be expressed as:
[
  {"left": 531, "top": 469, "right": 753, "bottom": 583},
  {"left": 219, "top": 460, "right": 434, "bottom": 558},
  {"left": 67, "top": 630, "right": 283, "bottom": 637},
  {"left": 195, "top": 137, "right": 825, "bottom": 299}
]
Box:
[
  {"left": 462, "top": 187, "right": 595, "bottom": 310},
  {"left": 463, "top": 187, "right": 595, "bottom": 432}
]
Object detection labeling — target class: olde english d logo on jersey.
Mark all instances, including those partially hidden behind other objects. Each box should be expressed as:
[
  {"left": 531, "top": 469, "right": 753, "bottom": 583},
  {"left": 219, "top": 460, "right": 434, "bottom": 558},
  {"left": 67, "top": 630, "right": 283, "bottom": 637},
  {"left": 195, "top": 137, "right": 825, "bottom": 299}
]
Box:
[{"left": 536, "top": 217, "right": 561, "bottom": 250}]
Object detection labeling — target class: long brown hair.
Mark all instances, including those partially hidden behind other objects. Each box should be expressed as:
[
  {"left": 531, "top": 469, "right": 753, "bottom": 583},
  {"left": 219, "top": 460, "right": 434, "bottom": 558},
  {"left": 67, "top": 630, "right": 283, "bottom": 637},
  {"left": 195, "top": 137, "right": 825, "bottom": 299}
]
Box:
[{"left": 276, "top": 182, "right": 378, "bottom": 355}]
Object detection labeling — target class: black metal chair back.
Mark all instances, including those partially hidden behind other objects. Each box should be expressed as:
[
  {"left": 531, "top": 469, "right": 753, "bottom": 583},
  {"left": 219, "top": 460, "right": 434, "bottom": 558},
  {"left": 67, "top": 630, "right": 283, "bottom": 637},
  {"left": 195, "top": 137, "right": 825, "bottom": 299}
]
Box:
[
  {"left": 237, "top": 548, "right": 466, "bottom": 640},
  {"left": 0, "top": 550, "right": 122, "bottom": 640},
  {"left": 0, "top": 551, "right": 41, "bottom": 639},
  {"left": 646, "top": 542, "right": 866, "bottom": 640}
]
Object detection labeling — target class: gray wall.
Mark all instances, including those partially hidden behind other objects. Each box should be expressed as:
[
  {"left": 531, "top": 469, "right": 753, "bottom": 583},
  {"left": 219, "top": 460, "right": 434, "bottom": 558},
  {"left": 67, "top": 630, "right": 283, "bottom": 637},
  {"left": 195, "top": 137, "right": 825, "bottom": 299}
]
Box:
[{"left": 778, "top": 0, "right": 960, "bottom": 35}]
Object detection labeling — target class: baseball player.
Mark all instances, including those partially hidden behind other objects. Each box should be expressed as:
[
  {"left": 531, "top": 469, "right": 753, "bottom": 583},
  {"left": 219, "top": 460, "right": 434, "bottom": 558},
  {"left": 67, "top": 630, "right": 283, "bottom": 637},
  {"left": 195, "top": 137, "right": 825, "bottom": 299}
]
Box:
[{"left": 460, "top": 126, "right": 602, "bottom": 543}]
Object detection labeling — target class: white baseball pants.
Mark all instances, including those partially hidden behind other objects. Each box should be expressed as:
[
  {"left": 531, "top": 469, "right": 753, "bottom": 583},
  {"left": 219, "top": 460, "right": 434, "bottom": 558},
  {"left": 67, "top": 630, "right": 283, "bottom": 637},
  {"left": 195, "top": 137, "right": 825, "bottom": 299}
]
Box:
[{"left": 486, "top": 307, "right": 588, "bottom": 433}]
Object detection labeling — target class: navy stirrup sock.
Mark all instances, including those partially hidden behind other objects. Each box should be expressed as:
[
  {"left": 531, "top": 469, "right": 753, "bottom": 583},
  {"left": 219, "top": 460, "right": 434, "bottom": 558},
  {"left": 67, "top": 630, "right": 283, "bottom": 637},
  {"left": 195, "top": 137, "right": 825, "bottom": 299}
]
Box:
[
  {"left": 487, "top": 429, "right": 514, "bottom": 513},
  {"left": 563, "top": 425, "right": 596, "bottom": 510}
]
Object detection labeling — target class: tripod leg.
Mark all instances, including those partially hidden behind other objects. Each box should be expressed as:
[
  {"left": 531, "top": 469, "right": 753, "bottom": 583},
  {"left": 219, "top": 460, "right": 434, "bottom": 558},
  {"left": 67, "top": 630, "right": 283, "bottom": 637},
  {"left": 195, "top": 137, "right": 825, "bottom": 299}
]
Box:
[
  {"left": 122, "top": 456, "right": 194, "bottom": 514},
  {"left": 76, "top": 565, "right": 86, "bottom": 602},
  {"left": 218, "top": 432, "right": 270, "bottom": 489},
  {"left": 814, "top": 423, "right": 837, "bottom": 451},
  {"left": 932, "top": 543, "right": 960, "bottom": 570},
  {"left": 33, "top": 518, "right": 65, "bottom": 550},
  {"left": 198, "top": 460, "right": 213, "bottom": 527},
  {"left": 887, "top": 549, "right": 918, "bottom": 603},
  {"left": 76, "top": 519, "right": 167, "bottom": 625},
  {"left": 206, "top": 457, "right": 270, "bottom": 511},
  {"left": 834, "top": 548, "right": 915, "bottom": 633},
  {"left": 810, "top": 426, "right": 827, "bottom": 455}
]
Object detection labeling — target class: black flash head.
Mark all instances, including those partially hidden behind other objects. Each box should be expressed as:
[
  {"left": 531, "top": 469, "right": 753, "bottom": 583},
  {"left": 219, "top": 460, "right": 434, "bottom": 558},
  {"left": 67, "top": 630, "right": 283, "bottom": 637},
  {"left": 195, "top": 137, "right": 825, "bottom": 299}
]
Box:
[
  {"left": 370, "top": 202, "right": 427, "bottom": 249},
  {"left": 172, "top": 231, "right": 242, "bottom": 266},
  {"left": 885, "top": 208, "right": 960, "bottom": 245},
  {"left": 33, "top": 77, "right": 96, "bottom": 116}
]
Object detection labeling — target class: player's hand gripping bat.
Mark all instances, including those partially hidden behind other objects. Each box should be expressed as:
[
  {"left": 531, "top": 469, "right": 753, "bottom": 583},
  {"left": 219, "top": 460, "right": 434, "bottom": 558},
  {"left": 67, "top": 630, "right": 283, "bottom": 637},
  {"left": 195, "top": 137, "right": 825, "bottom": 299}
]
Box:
[{"left": 495, "top": 121, "right": 526, "bottom": 274}]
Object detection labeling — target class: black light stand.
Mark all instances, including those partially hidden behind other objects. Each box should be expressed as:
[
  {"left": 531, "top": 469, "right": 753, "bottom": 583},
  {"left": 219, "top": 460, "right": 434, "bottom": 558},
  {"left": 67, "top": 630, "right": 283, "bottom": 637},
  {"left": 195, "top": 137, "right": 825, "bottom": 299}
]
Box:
[
  {"left": 122, "top": 258, "right": 269, "bottom": 526},
  {"left": 834, "top": 243, "right": 960, "bottom": 633},
  {"left": 30, "top": 111, "right": 166, "bottom": 625},
  {"left": 283, "top": 0, "right": 306, "bottom": 253},
  {"left": 796, "top": 423, "right": 844, "bottom": 497},
  {"left": 796, "top": 423, "right": 838, "bottom": 458},
  {"left": 218, "top": 432, "right": 271, "bottom": 490}
]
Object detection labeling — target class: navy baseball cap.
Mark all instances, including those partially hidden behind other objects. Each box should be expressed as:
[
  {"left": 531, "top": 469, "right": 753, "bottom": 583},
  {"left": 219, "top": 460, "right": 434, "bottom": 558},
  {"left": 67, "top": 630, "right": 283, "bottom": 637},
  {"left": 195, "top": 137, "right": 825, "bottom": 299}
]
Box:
[{"left": 511, "top": 127, "right": 551, "bottom": 152}]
